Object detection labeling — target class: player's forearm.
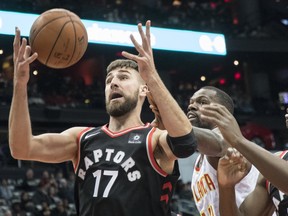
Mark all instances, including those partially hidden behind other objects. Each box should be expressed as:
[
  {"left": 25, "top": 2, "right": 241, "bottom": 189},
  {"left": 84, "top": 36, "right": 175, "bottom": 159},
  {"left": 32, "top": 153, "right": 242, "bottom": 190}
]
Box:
[
  {"left": 219, "top": 185, "right": 244, "bottom": 216},
  {"left": 235, "top": 138, "right": 288, "bottom": 194},
  {"left": 146, "top": 73, "right": 192, "bottom": 136},
  {"left": 193, "top": 127, "right": 227, "bottom": 157},
  {"left": 9, "top": 83, "right": 33, "bottom": 159}
]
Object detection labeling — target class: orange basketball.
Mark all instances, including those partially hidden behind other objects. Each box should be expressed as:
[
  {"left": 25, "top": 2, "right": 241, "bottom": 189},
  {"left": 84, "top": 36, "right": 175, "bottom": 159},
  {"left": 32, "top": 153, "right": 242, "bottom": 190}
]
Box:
[{"left": 29, "top": 8, "right": 88, "bottom": 69}]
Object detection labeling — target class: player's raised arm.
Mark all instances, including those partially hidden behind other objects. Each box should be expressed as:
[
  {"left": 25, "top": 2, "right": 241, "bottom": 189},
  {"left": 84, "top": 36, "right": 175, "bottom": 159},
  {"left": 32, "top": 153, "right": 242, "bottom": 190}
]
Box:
[
  {"left": 200, "top": 103, "right": 288, "bottom": 194},
  {"left": 122, "top": 21, "right": 192, "bottom": 137},
  {"left": 9, "top": 28, "right": 79, "bottom": 164},
  {"left": 9, "top": 27, "right": 37, "bottom": 159},
  {"left": 122, "top": 21, "right": 197, "bottom": 160}
]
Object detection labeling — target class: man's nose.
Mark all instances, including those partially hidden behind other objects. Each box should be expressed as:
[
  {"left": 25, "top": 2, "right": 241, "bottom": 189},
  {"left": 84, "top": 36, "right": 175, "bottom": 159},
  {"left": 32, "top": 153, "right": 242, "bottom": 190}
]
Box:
[
  {"left": 187, "top": 102, "right": 198, "bottom": 112},
  {"left": 110, "top": 78, "right": 119, "bottom": 89}
]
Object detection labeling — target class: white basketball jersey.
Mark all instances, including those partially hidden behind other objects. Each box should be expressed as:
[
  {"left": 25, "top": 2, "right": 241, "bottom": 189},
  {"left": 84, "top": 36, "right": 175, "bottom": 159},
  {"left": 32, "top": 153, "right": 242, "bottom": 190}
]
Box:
[{"left": 191, "top": 154, "right": 259, "bottom": 216}]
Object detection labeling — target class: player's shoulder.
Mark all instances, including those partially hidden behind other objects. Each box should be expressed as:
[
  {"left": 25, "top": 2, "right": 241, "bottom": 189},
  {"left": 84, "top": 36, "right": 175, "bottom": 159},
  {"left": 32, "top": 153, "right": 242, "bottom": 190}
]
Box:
[
  {"left": 62, "top": 126, "right": 94, "bottom": 137},
  {"left": 65, "top": 126, "right": 90, "bottom": 132},
  {"left": 273, "top": 150, "right": 288, "bottom": 159},
  {"left": 274, "top": 151, "right": 283, "bottom": 156}
]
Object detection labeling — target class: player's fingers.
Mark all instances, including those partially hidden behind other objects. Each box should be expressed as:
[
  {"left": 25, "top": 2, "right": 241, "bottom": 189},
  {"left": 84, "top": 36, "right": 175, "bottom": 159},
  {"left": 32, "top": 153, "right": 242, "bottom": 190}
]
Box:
[
  {"left": 149, "top": 104, "right": 158, "bottom": 112},
  {"left": 26, "top": 52, "right": 38, "bottom": 64},
  {"left": 137, "top": 22, "right": 149, "bottom": 51},
  {"left": 13, "top": 27, "right": 21, "bottom": 62},
  {"left": 145, "top": 20, "right": 151, "bottom": 47},
  {"left": 200, "top": 111, "right": 222, "bottom": 126},
  {"left": 200, "top": 104, "right": 222, "bottom": 118},
  {"left": 24, "top": 46, "right": 31, "bottom": 60},
  {"left": 149, "top": 105, "right": 159, "bottom": 116},
  {"left": 225, "top": 147, "right": 234, "bottom": 159},
  {"left": 222, "top": 148, "right": 232, "bottom": 161},
  {"left": 201, "top": 103, "right": 229, "bottom": 116},
  {"left": 121, "top": 51, "right": 139, "bottom": 62},
  {"left": 129, "top": 34, "right": 146, "bottom": 57},
  {"left": 147, "top": 92, "right": 156, "bottom": 106},
  {"left": 222, "top": 154, "right": 229, "bottom": 161},
  {"left": 151, "top": 118, "right": 162, "bottom": 129},
  {"left": 238, "top": 159, "right": 247, "bottom": 172},
  {"left": 229, "top": 148, "right": 238, "bottom": 158},
  {"left": 18, "top": 38, "right": 27, "bottom": 60}
]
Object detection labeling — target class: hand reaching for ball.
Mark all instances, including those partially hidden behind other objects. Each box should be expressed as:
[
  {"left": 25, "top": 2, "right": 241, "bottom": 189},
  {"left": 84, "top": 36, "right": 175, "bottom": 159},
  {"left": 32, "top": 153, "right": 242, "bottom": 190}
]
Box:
[{"left": 13, "top": 27, "right": 38, "bottom": 85}]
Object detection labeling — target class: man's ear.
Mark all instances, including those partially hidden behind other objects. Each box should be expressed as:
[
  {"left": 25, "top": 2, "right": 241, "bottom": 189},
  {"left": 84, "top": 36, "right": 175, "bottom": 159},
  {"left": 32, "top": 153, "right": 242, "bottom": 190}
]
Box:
[{"left": 140, "top": 85, "right": 148, "bottom": 96}]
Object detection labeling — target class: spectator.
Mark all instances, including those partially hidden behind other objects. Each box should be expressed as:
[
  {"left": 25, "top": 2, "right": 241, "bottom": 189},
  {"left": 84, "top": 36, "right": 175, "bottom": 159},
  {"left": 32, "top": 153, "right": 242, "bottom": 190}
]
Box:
[
  {"left": 20, "top": 168, "right": 39, "bottom": 192},
  {"left": 32, "top": 180, "right": 53, "bottom": 207},
  {"left": 0, "top": 179, "right": 14, "bottom": 204},
  {"left": 11, "top": 200, "right": 26, "bottom": 216},
  {"left": 51, "top": 200, "right": 68, "bottom": 216},
  {"left": 20, "top": 191, "right": 35, "bottom": 214}
]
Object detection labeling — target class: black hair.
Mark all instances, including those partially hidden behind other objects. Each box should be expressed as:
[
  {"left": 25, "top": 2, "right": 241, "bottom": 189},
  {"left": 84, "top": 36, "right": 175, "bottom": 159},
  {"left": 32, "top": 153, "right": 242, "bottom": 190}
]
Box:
[{"left": 201, "top": 86, "right": 234, "bottom": 114}]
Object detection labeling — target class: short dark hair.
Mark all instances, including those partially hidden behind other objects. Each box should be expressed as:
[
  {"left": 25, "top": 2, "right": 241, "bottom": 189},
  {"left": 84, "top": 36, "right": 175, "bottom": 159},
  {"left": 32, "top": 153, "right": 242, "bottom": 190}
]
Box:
[
  {"left": 106, "top": 59, "right": 138, "bottom": 74},
  {"left": 201, "top": 86, "right": 234, "bottom": 114}
]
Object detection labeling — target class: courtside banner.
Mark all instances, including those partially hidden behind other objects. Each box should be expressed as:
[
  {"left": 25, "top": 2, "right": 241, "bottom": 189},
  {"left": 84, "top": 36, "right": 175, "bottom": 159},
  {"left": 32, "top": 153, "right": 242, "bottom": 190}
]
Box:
[{"left": 0, "top": 10, "right": 226, "bottom": 55}]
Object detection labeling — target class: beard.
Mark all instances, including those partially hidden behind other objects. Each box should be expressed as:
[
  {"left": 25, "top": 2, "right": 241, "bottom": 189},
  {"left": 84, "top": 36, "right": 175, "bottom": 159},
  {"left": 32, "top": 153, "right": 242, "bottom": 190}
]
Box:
[
  {"left": 106, "top": 91, "right": 138, "bottom": 117},
  {"left": 190, "top": 117, "right": 212, "bottom": 130}
]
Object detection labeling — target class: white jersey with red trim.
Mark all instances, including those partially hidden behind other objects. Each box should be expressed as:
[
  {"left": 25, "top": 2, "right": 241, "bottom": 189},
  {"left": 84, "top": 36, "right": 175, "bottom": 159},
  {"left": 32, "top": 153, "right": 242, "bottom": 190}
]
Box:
[{"left": 191, "top": 146, "right": 259, "bottom": 216}]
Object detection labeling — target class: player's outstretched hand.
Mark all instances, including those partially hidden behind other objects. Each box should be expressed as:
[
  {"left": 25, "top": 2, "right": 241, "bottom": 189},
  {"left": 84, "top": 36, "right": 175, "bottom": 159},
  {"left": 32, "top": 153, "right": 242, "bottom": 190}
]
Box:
[
  {"left": 217, "top": 147, "right": 250, "bottom": 188},
  {"left": 122, "top": 20, "right": 157, "bottom": 83},
  {"left": 199, "top": 103, "right": 245, "bottom": 148},
  {"left": 13, "top": 27, "right": 38, "bottom": 85}
]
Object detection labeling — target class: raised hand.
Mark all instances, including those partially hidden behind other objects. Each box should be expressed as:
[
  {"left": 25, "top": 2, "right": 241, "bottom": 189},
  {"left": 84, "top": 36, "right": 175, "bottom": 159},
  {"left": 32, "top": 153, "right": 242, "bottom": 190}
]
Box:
[
  {"left": 121, "top": 20, "right": 157, "bottom": 82},
  {"left": 199, "top": 103, "right": 245, "bottom": 148},
  {"left": 122, "top": 20, "right": 165, "bottom": 130},
  {"left": 217, "top": 147, "right": 250, "bottom": 188},
  {"left": 13, "top": 27, "right": 38, "bottom": 85}
]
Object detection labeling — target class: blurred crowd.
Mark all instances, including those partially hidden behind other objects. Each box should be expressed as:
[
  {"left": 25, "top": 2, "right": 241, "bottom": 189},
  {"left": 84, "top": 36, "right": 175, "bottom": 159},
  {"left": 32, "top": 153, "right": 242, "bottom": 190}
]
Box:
[
  {"left": 0, "top": 0, "right": 236, "bottom": 35},
  {"left": 0, "top": 65, "right": 283, "bottom": 116},
  {"left": 1, "top": 0, "right": 287, "bottom": 39},
  {"left": 0, "top": 166, "right": 199, "bottom": 216},
  {"left": 0, "top": 69, "right": 279, "bottom": 116},
  {"left": 0, "top": 168, "right": 76, "bottom": 216}
]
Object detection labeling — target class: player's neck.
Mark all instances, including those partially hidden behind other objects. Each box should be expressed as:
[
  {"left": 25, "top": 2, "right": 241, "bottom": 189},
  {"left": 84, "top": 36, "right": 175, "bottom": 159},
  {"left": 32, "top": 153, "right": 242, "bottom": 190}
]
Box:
[{"left": 108, "top": 115, "right": 144, "bottom": 132}]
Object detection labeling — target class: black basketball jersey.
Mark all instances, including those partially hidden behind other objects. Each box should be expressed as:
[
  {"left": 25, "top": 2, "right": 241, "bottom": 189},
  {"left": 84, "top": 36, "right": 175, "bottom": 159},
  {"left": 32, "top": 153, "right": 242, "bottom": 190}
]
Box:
[
  {"left": 74, "top": 123, "right": 180, "bottom": 216},
  {"left": 266, "top": 150, "right": 288, "bottom": 216}
]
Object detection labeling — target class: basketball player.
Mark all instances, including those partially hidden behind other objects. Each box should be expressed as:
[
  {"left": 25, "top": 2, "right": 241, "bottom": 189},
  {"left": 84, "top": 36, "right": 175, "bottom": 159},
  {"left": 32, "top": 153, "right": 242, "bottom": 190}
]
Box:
[
  {"left": 9, "top": 21, "right": 197, "bottom": 216},
  {"left": 200, "top": 103, "right": 288, "bottom": 216},
  {"left": 149, "top": 86, "right": 259, "bottom": 215},
  {"left": 187, "top": 87, "right": 259, "bottom": 216}
]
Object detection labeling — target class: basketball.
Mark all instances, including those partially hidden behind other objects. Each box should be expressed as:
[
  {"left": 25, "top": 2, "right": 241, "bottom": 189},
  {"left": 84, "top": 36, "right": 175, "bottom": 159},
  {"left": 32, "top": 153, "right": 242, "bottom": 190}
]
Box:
[{"left": 29, "top": 8, "right": 88, "bottom": 69}]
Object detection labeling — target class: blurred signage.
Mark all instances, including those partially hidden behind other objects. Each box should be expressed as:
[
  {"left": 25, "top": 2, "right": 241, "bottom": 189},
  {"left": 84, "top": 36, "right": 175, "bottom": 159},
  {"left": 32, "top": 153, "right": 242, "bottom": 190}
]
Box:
[{"left": 0, "top": 10, "right": 226, "bottom": 55}]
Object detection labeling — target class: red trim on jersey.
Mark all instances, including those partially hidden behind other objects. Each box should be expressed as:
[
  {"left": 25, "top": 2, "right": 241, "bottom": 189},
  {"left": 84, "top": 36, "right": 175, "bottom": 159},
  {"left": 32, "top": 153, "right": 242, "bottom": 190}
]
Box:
[
  {"left": 279, "top": 150, "right": 288, "bottom": 158},
  {"left": 74, "top": 127, "right": 94, "bottom": 172},
  {"left": 102, "top": 123, "right": 150, "bottom": 138},
  {"left": 147, "top": 128, "right": 167, "bottom": 177},
  {"left": 194, "top": 154, "right": 202, "bottom": 172},
  {"left": 266, "top": 150, "right": 288, "bottom": 190}
]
